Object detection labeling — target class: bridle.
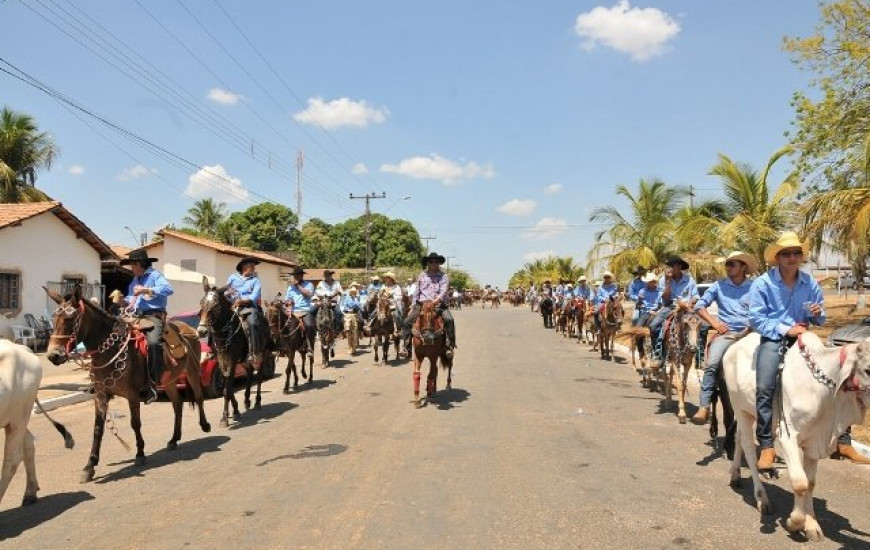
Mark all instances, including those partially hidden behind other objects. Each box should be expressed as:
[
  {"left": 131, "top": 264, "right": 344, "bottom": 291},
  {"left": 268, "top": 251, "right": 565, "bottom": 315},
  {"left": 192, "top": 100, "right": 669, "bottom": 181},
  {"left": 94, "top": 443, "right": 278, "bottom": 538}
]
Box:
[{"left": 199, "top": 288, "right": 243, "bottom": 353}]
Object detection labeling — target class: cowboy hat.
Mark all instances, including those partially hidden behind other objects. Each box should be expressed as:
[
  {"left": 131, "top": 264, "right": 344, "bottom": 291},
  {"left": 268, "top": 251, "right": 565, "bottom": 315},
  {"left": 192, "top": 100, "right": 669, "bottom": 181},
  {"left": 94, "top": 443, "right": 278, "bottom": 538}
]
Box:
[
  {"left": 422, "top": 251, "right": 446, "bottom": 266},
  {"left": 381, "top": 271, "right": 396, "bottom": 281},
  {"left": 631, "top": 266, "right": 647, "bottom": 276},
  {"left": 641, "top": 272, "right": 658, "bottom": 284},
  {"left": 349, "top": 281, "right": 360, "bottom": 288},
  {"left": 601, "top": 271, "right": 614, "bottom": 279},
  {"left": 348, "top": 287, "right": 358, "bottom": 294},
  {"left": 664, "top": 257, "right": 690, "bottom": 270},
  {"left": 764, "top": 231, "right": 810, "bottom": 264},
  {"left": 577, "top": 275, "right": 587, "bottom": 282},
  {"left": 717, "top": 251, "right": 759, "bottom": 274},
  {"left": 290, "top": 266, "right": 305, "bottom": 277},
  {"left": 566, "top": 283, "right": 573, "bottom": 288},
  {"left": 323, "top": 269, "right": 335, "bottom": 277},
  {"left": 236, "top": 256, "right": 261, "bottom": 273},
  {"left": 119, "top": 248, "right": 158, "bottom": 265},
  {"left": 108, "top": 289, "right": 124, "bottom": 299},
  {"left": 370, "top": 275, "right": 380, "bottom": 281}
]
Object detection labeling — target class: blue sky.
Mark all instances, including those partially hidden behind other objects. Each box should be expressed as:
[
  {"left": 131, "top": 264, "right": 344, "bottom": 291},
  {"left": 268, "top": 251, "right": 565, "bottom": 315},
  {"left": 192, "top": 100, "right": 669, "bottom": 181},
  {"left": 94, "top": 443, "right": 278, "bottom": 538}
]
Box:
[{"left": 1, "top": 1, "right": 819, "bottom": 286}]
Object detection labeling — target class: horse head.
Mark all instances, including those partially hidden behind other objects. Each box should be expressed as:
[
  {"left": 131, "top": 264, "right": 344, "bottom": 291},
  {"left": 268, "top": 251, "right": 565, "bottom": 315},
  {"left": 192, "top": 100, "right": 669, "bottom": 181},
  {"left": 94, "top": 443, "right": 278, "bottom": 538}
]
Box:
[
  {"left": 43, "top": 284, "right": 110, "bottom": 365},
  {"left": 849, "top": 342, "right": 870, "bottom": 394},
  {"left": 376, "top": 295, "right": 391, "bottom": 322},
  {"left": 673, "top": 306, "right": 701, "bottom": 352},
  {"left": 197, "top": 275, "right": 232, "bottom": 338},
  {"left": 415, "top": 301, "right": 443, "bottom": 345}
]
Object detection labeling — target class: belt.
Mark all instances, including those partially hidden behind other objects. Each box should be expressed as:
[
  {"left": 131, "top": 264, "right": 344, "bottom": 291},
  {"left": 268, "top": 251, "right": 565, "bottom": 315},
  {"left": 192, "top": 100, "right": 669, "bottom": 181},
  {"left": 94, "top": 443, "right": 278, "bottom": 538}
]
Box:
[{"left": 136, "top": 309, "right": 166, "bottom": 317}]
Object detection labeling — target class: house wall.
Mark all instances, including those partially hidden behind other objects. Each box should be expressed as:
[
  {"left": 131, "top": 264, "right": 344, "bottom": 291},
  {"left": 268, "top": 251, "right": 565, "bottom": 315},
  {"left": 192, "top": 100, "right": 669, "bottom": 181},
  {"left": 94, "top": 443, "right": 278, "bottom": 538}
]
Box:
[
  {"left": 0, "top": 213, "right": 101, "bottom": 338},
  {"left": 149, "top": 237, "right": 290, "bottom": 316}
]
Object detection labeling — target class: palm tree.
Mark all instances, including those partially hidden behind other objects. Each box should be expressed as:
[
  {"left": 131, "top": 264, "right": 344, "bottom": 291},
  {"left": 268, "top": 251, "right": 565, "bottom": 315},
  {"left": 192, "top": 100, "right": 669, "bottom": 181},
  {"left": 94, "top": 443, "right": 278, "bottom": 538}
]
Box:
[
  {"left": 587, "top": 179, "right": 690, "bottom": 276},
  {"left": 0, "top": 107, "right": 57, "bottom": 203},
  {"left": 182, "top": 198, "right": 227, "bottom": 236},
  {"left": 706, "top": 146, "right": 799, "bottom": 269},
  {"left": 803, "top": 181, "right": 870, "bottom": 281}
]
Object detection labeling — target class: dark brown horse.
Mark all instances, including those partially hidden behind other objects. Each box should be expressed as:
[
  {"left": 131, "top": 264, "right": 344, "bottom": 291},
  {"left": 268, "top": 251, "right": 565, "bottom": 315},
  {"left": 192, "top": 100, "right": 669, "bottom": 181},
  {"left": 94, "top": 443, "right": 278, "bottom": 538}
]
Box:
[
  {"left": 597, "top": 295, "right": 624, "bottom": 360},
  {"left": 265, "top": 299, "right": 311, "bottom": 392},
  {"left": 44, "top": 285, "right": 210, "bottom": 483},
  {"left": 411, "top": 301, "right": 453, "bottom": 408},
  {"left": 196, "top": 277, "right": 275, "bottom": 427},
  {"left": 370, "top": 295, "right": 399, "bottom": 365},
  {"left": 315, "top": 300, "right": 337, "bottom": 367}
]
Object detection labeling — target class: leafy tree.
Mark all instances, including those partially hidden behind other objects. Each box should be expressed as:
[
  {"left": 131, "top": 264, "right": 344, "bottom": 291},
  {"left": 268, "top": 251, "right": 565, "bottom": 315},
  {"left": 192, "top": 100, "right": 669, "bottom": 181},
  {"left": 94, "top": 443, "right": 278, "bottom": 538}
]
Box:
[
  {"left": 322, "top": 214, "right": 423, "bottom": 268},
  {"left": 182, "top": 198, "right": 227, "bottom": 237},
  {"left": 298, "top": 218, "right": 334, "bottom": 266},
  {"left": 222, "top": 202, "right": 299, "bottom": 252},
  {"left": 508, "top": 256, "right": 585, "bottom": 288},
  {"left": 0, "top": 107, "right": 56, "bottom": 203},
  {"left": 447, "top": 268, "right": 475, "bottom": 290}
]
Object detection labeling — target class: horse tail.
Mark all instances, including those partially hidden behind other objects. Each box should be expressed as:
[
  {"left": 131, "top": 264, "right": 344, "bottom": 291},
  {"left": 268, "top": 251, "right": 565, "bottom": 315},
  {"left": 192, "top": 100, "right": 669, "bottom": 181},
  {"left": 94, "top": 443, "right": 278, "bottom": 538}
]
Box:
[{"left": 34, "top": 399, "right": 75, "bottom": 449}]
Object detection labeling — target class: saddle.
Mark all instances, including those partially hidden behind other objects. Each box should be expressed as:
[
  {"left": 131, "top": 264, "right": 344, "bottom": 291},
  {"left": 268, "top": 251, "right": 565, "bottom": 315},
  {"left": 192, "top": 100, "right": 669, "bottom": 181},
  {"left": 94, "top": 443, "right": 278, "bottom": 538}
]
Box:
[{"left": 165, "top": 321, "right": 196, "bottom": 360}]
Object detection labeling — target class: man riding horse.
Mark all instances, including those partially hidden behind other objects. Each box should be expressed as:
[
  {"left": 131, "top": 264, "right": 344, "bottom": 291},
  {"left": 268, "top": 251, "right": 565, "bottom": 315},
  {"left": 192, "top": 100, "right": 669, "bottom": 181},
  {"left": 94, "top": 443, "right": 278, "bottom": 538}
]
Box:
[
  {"left": 226, "top": 257, "right": 269, "bottom": 370},
  {"left": 403, "top": 252, "right": 457, "bottom": 358},
  {"left": 120, "top": 248, "right": 174, "bottom": 404},
  {"left": 593, "top": 271, "right": 619, "bottom": 330},
  {"left": 648, "top": 257, "right": 699, "bottom": 368},
  {"left": 312, "top": 269, "right": 344, "bottom": 334},
  {"left": 284, "top": 266, "right": 316, "bottom": 352},
  {"left": 379, "top": 272, "right": 405, "bottom": 336}
]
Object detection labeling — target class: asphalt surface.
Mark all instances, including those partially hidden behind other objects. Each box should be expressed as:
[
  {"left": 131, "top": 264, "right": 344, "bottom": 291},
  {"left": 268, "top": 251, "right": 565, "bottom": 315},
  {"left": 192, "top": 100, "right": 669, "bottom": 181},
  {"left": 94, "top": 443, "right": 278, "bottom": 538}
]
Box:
[{"left": 2, "top": 305, "right": 870, "bottom": 550}]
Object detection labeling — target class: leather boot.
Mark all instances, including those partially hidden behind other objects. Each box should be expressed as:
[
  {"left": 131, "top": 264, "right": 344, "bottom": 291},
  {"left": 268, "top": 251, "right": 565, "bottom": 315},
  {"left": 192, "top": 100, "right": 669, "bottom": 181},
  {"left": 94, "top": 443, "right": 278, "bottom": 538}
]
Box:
[
  {"left": 832, "top": 443, "right": 870, "bottom": 464},
  {"left": 690, "top": 407, "right": 709, "bottom": 425},
  {"left": 757, "top": 447, "right": 777, "bottom": 470}
]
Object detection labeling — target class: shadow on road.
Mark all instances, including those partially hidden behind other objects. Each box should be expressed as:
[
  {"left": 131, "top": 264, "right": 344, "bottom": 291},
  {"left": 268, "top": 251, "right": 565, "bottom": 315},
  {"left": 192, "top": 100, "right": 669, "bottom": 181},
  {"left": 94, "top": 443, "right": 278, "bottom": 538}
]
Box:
[
  {"left": 257, "top": 443, "right": 349, "bottom": 467},
  {"left": 730, "top": 472, "right": 870, "bottom": 547},
  {"left": 434, "top": 387, "right": 470, "bottom": 410},
  {"left": 286, "top": 379, "right": 336, "bottom": 394},
  {"left": 96, "top": 435, "right": 231, "bottom": 484},
  {"left": 326, "top": 359, "right": 353, "bottom": 369},
  {"left": 229, "top": 401, "right": 298, "bottom": 429},
  {"left": 0, "top": 491, "right": 94, "bottom": 541}
]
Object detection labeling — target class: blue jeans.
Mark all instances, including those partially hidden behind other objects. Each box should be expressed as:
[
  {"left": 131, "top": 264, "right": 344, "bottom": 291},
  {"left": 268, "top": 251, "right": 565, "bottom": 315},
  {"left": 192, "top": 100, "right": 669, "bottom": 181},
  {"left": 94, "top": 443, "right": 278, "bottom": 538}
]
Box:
[
  {"left": 755, "top": 336, "right": 784, "bottom": 449},
  {"left": 699, "top": 333, "right": 739, "bottom": 407},
  {"left": 648, "top": 306, "right": 673, "bottom": 360},
  {"left": 633, "top": 312, "right": 651, "bottom": 356}
]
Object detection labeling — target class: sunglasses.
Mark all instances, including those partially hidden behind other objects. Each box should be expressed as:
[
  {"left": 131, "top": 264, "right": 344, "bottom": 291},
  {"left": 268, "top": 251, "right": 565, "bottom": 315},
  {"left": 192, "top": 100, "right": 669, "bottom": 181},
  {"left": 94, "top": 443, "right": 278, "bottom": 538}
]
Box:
[
  {"left": 724, "top": 261, "right": 744, "bottom": 268},
  {"left": 778, "top": 249, "right": 804, "bottom": 258}
]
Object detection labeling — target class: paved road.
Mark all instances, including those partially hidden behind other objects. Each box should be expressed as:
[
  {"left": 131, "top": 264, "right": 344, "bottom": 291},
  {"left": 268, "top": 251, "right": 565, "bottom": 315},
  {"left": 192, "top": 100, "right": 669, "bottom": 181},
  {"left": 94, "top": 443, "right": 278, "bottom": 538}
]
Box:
[{"left": 2, "top": 306, "right": 870, "bottom": 549}]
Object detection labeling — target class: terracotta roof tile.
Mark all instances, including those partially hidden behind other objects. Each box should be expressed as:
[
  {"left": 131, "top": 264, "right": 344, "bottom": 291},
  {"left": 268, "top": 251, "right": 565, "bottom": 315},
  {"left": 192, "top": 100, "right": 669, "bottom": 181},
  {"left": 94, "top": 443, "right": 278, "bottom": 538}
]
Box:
[
  {"left": 0, "top": 201, "right": 117, "bottom": 259},
  {"left": 0, "top": 201, "right": 57, "bottom": 228},
  {"left": 153, "top": 229, "right": 297, "bottom": 267}
]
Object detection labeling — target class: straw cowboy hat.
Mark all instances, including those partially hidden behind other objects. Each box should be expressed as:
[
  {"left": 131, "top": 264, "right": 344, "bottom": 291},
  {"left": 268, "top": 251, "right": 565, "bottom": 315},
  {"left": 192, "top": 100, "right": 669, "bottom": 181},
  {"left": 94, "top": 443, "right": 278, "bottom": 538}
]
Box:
[
  {"left": 717, "top": 251, "right": 759, "bottom": 274},
  {"left": 577, "top": 275, "right": 587, "bottom": 283},
  {"left": 119, "top": 248, "right": 158, "bottom": 265},
  {"left": 381, "top": 271, "right": 396, "bottom": 282},
  {"left": 422, "top": 251, "right": 446, "bottom": 266},
  {"left": 349, "top": 281, "right": 360, "bottom": 288},
  {"left": 641, "top": 272, "right": 658, "bottom": 284},
  {"left": 236, "top": 256, "right": 260, "bottom": 273},
  {"left": 109, "top": 289, "right": 124, "bottom": 301},
  {"left": 601, "top": 271, "right": 614, "bottom": 279},
  {"left": 764, "top": 231, "right": 810, "bottom": 264},
  {"left": 370, "top": 274, "right": 380, "bottom": 281},
  {"left": 348, "top": 287, "right": 358, "bottom": 295},
  {"left": 664, "top": 256, "right": 690, "bottom": 270}
]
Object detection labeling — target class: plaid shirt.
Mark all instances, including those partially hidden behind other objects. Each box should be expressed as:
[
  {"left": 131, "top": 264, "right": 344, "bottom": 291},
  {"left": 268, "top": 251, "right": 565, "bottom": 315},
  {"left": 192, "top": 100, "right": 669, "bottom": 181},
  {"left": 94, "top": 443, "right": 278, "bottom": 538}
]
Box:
[{"left": 413, "top": 270, "right": 449, "bottom": 305}]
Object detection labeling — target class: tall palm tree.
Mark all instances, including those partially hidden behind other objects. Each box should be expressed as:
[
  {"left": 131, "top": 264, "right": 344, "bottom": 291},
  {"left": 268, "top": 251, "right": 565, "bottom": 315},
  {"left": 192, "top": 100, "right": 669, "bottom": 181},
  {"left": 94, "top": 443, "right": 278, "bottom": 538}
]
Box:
[
  {"left": 0, "top": 107, "right": 57, "bottom": 203},
  {"left": 803, "top": 181, "right": 870, "bottom": 279},
  {"left": 706, "top": 146, "right": 799, "bottom": 269},
  {"left": 587, "top": 178, "right": 690, "bottom": 276},
  {"left": 182, "top": 198, "right": 227, "bottom": 236}
]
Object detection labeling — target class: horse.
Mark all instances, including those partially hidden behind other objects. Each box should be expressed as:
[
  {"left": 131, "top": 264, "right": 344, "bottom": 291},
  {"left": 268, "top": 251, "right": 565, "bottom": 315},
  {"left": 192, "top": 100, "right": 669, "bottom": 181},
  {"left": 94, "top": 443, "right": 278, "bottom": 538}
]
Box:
[
  {"left": 196, "top": 277, "right": 275, "bottom": 427},
  {"left": 481, "top": 291, "right": 500, "bottom": 309},
  {"left": 370, "top": 295, "right": 399, "bottom": 365},
  {"left": 44, "top": 285, "right": 211, "bottom": 482},
  {"left": 661, "top": 305, "right": 701, "bottom": 423},
  {"left": 573, "top": 299, "right": 593, "bottom": 344},
  {"left": 264, "top": 299, "right": 311, "bottom": 392},
  {"left": 617, "top": 326, "right": 651, "bottom": 376},
  {"left": 554, "top": 300, "right": 569, "bottom": 335},
  {"left": 410, "top": 301, "right": 453, "bottom": 408},
  {"left": 315, "top": 299, "right": 337, "bottom": 367},
  {"left": 539, "top": 296, "right": 554, "bottom": 328},
  {"left": 597, "top": 296, "right": 624, "bottom": 360}
]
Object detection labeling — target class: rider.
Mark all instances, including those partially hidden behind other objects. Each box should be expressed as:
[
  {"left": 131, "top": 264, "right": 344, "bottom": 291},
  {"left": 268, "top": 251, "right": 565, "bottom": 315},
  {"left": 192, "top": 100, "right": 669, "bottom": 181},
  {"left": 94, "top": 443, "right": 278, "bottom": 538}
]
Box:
[
  {"left": 627, "top": 266, "right": 647, "bottom": 302},
  {"left": 121, "top": 248, "right": 174, "bottom": 404},
  {"left": 380, "top": 272, "right": 405, "bottom": 334},
  {"left": 633, "top": 272, "right": 661, "bottom": 361},
  {"left": 691, "top": 251, "right": 755, "bottom": 425},
  {"left": 749, "top": 232, "right": 827, "bottom": 470},
  {"left": 312, "top": 269, "right": 344, "bottom": 334},
  {"left": 283, "top": 266, "right": 315, "bottom": 349},
  {"left": 226, "top": 257, "right": 266, "bottom": 368},
  {"left": 648, "top": 257, "right": 699, "bottom": 368},
  {"left": 361, "top": 275, "right": 383, "bottom": 327},
  {"left": 403, "top": 252, "right": 456, "bottom": 358},
  {"left": 573, "top": 276, "right": 593, "bottom": 301},
  {"left": 405, "top": 276, "right": 417, "bottom": 298},
  {"left": 593, "top": 272, "right": 620, "bottom": 329}
]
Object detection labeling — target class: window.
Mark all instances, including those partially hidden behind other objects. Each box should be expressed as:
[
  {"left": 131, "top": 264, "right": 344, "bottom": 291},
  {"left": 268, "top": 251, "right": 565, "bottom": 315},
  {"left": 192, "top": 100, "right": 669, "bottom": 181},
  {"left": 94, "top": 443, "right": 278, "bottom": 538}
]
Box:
[
  {"left": 180, "top": 259, "right": 197, "bottom": 272},
  {"left": 62, "top": 275, "right": 85, "bottom": 295},
  {"left": 0, "top": 271, "right": 21, "bottom": 311}
]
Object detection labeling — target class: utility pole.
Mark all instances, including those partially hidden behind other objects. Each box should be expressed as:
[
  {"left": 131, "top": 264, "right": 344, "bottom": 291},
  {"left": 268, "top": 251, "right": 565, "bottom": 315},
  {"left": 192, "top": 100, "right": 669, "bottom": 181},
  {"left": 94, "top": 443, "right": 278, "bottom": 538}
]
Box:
[
  {"left": 689, "top": 184, "right": 694, "bottom": 210},
  {"left": 420, "top": 235, "right": 436, "bottom": 254},
  {"left": 349, "top": 192, "right": 387, "bottom": 274},
  {"left": 295, "top": 150, "right": 304, "bottom": 221}
]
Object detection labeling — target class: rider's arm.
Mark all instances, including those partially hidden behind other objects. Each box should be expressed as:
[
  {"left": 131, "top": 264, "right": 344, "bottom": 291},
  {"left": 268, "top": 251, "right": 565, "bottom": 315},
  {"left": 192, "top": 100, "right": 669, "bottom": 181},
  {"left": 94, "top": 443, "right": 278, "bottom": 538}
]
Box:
[
  {"left": 148, "top": 270, "right": 174, "bottom": 297},
  {"left": 747, "top": 278, "right": 789, "bottom": 339}
]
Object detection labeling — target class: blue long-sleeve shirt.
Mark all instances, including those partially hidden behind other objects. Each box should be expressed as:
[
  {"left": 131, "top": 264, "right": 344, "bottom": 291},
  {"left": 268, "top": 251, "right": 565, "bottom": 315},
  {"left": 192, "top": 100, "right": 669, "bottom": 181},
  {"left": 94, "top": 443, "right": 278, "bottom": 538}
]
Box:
[
  {"left": 748, "top": 268, "right": 825, "bottom": 340},
  {"left": 595, "top": 283, "right": 619, "bottom": 305},
  {"left": 636, "top": 287, "right": 662, "bottom": 315},
  {"left": 695, "top": 277, "right": 752, "bottom": 332},
  {"left": 226, "top": 272, "right": 262, "bottom": 306},
  {"left": 341, "top": 294, "right": 361, "bottom": 312},
  {"left": 628, "top": 278, "right": 645, "bottom": 301},
  {"left": 657, "top": 273, "right": 699, "bottom": 307},
  {"left": 126, "top": 268, "right": 173, "bottom": 313},
  {"left": 573, "top": 285, "right": 593, "bottom": 300},
  {"left": 285, "top": 281, "right": 315, "bottom": 313}
]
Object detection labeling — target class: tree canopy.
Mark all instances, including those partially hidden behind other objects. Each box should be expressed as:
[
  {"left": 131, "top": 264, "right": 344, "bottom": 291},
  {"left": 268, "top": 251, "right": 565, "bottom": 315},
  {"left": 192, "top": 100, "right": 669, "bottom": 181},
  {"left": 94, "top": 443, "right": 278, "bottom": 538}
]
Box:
[{"left": 0, "top": 107, "right": 56, "bottom": 203}]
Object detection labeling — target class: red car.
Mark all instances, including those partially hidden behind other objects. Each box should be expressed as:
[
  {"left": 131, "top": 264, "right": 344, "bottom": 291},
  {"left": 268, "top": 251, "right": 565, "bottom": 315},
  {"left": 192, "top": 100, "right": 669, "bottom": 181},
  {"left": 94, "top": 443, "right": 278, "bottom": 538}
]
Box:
[{"left": 161, "top": 310, "right": 256, "bottom": 398}]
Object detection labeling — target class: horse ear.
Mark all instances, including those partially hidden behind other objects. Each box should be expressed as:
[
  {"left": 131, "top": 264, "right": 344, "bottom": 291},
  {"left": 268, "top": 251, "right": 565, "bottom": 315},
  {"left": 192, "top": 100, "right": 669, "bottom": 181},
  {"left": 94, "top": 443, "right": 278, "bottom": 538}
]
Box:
[
  {"left": 202, "top": 275, "right": 210, "bottom": 292},
  {"left": 44, "top": 286, "right": 63, "bottom": 304}
]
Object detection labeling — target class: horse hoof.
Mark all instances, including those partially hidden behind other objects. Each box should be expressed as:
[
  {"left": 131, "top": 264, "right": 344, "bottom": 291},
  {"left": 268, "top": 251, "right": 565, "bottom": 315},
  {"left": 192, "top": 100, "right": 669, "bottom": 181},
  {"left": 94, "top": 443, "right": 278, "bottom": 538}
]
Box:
[
  {"left": 219, "top": 418, "right": 229, "bottom": 428},
  {"left": 79, "top": 470, "right": 95, "bottom": 484},
  {"left": 678, "top": 416, "right": 686, "bottom": 425},
  {"left": 284, "top": 388, "right": 291, "bottom": 395},
  {"left": 22, "top": 494, "right": 38, "bottom": 506},
  {"left": 254, "top": 402, "right": 262, "bottom": 410},
  {"left": 135, "top": 456, "right": 146, "bottom": 467},
  {"left": 244, "top": 402, "right": 251, "bottom": 411},
  {"left": 233, "top": 412, "right": 242, "bottom": 422},
  {"left": 166, "top": 441, "right": 178, "bottom": 451},
  {"left": 414, "top": 400, "right": 423, "bottom": 409},
  {"left": 201, "top": 422, "right": 212, "bottom": 433}
]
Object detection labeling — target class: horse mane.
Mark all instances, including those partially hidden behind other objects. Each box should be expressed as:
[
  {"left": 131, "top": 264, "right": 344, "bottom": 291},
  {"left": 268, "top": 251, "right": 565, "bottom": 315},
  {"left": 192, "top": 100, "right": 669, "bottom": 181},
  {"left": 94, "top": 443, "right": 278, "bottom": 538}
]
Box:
[{"left": 64, "top": 293, "right": 120, "bottom": 325}]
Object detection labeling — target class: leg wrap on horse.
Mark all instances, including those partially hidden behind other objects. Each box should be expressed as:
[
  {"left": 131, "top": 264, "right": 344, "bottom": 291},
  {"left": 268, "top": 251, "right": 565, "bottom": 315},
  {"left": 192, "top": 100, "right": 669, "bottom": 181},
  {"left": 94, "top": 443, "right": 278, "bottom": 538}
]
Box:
[{"left": 413, "top": 371, "right": 421, "bottom": 396}]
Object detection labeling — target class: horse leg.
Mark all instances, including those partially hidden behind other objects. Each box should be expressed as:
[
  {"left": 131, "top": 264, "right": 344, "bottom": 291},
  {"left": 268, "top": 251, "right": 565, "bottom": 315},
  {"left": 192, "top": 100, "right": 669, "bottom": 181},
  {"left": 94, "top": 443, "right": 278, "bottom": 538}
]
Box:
[
  {"left": 373, "top": 335, "right": 380, "bottom": 364},
  {"left": 21, "top": 429, "right": 39, "bottom": 505},
  {"left": 220, "top": 380, "right": 231, "bottom": 427},
  {"left": 307, "top": 349, "right": 314, "bottom": 384},
  {"left": 184, "top": 357, "right": 212, "bottom": 434},
  {"left": 129, "top": 400, "right": 146, "bottom": 467},
  {"left": 81, "top": 399, "right": 106, "bottom": 482},
  {"left": 165, "top": 384, "right": 183, "bottom": 450},
  {"left": 243, "top": 368, "right": 253, "bottom": 411},
  {"left": 382, "top": 337, "right": 389, "bottom": 366},
  {"left": 0, "top": 424, "right": 26, "bottom": 504},
  {"left": 663, "top": 361, "right": 673, "bottom": 412},
  {"left": 284, "top": 352, "right": 293, "bottom": 394},
  {"left": 413, "top": 356, "right": 423, "bottom": 408},
  {"left": 254, "top": 364, "right": 263, "bottom": 410},
  {"left": 676, "top": 358, "right": 688, "bottom": 424}
]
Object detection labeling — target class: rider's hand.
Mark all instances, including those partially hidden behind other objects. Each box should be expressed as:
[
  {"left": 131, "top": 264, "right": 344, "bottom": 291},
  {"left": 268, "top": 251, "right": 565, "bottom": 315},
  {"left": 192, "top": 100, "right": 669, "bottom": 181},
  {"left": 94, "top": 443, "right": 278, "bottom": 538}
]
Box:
[
  {"left": 133, "top": 285, "right": 147, "bottom": 296},
  {"left": 714, "top": 321, "right": 728, "bottom": 335},
  {"left": 786, "top": 325, "right": 807, "bottom": 337}
]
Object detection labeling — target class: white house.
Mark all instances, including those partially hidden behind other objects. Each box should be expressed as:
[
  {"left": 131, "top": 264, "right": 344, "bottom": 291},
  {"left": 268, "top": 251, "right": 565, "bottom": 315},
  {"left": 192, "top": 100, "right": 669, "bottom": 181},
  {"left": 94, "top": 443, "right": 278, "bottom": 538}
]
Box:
[
  {"left": 0, "top": 202, "right": 116, "bottom": 340},
  {"left": 139, "top": 229, "right": 297, "bottom": 316}
]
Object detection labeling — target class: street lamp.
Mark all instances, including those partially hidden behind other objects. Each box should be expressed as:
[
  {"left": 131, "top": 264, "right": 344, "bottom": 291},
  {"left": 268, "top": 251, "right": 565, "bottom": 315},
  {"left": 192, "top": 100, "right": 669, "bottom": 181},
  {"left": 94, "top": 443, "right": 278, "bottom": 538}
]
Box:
[{"left": 124, "top": 226, "right": 146, "bottom": 247}]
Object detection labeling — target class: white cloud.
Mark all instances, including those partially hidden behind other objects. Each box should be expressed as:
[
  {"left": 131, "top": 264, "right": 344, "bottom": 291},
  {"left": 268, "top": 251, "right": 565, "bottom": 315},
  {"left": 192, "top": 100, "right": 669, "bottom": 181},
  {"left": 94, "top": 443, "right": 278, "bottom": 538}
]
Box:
[
  {"left": 186, "top": 164, "right": 250, "bottom": 203},
  {"left": 522, "top": 217, "right": 570, "bottom": 240},
  {"left": 523, "top": 250, "right": 555, "bottom": 261},
  {"left": 206, "top": 88, "right": 243, "bottom": 105},
  {"left": 543, "top": 183, "right": 563, "bottom": 195},
  {"left": 67, "top": 165, "right": 84, "bottom": 175},
  {"left": 293, "top": 97, "right": 389, "bottom": 129},
  {"left": 497, "top": 199, "right": 537, "bottom": 216},
  {"left": 352, "top": 163, "right": 369, "bottom": 175},
  {"left": 574, "top": 1, "right": 680, "bottom": 62},
  {"left": 116, "top": 164, "right": 157, "bottom": 182},
  {"left": 380, "top": 154, "right": 495, "bottom": 185}
]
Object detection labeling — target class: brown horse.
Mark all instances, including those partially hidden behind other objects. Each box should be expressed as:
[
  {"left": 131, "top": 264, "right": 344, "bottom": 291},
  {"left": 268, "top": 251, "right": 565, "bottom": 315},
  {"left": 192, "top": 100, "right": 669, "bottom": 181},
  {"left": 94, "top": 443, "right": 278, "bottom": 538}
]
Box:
[
  {"left": 44, "top": 285, "right": 211, "bottom": 483},
  {"left": 411, "top": 301, "right": 453, "bottom": 408},
  {"left": 196, "top": 277, "right": 275, "bottom": 427},
  {"left": 662, "top": 305, "right": 701, "bottom": 423},
  {"left": 597, "top": 296, "right": 624, "bottom": 360},
  {"left": 481, "top": 290, "right": 500, "bottom": 309},
  {"left": 265, "top": 299, "right": 311, "bottom": 392},
  {"left": 572, "top": 299, "right": 593, "bottom": 344},
  {"left": 370, "top": 295, "right": 399, "bottom": 365}
]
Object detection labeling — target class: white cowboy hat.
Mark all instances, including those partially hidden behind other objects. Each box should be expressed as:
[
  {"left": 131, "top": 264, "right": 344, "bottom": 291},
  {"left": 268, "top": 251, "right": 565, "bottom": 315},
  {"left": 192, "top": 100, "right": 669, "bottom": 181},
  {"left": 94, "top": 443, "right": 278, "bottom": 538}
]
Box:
[
  {"left": 601, "top": 271, "right": 614, "bottom": 279},
  {"left": 763, "top": 231, "right": 810, "bottom": 264},
  {"left": 717, "top": 251, "right": 759, "bottom": 274},
  {"left": 370, "top": 275, "right": 380, "bottom": 281},
  {"left": 641, "top": 272, "right": 658, "bottom": 283},
  {"left": 349, "top": 281, "right": 360, "bottom": 288},
  {"left": 593, "top": 280, "right": 602, "bottom": 287},
  {"left": 566, "top": 283, "right": 573, "bottom": 288},
  {"left": 577, "top": 275, "right": 587, "bottom": 282}
]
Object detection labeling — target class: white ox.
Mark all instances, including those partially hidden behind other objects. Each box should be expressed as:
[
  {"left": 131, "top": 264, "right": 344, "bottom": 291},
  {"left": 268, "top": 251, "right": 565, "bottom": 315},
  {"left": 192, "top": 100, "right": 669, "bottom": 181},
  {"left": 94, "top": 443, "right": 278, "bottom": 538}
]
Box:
[
  {"left": 0, "top": 340, "right": 73, "bottom": 506},
  {"left": 724, "top": 332, "right": 870, "bottom": 541}
]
